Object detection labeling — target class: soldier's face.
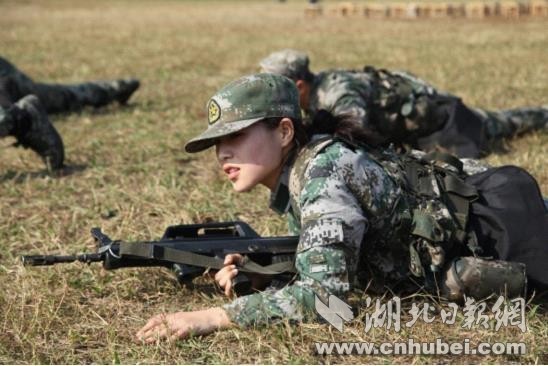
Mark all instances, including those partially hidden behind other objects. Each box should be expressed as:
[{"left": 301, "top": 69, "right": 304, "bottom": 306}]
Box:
[{"left": 215, "top": 122, "right": 286, "bottom": 192}]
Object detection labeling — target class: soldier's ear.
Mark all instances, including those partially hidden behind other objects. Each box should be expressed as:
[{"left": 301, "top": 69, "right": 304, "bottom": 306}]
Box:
[
  {"left": 295, "top": 80, "right": 310, "bottom": 109},
  {"left": 295, "top": 80, "right": 306, "bottom": 91},
  {"left": 278, "top": 118, "right": 295, "bottom": 148}
]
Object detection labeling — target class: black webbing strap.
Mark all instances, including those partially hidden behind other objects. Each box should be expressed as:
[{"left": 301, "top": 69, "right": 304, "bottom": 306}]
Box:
[
  {"left": 443, "top": 174, "right": 478, "bottom": 199},
  {"left": 442, "top": 174, "right": 478, "bottom": 230},
  {"left": 440, "top": 174, "right": 482, "bottom": 254},
  {"left": 407, "top": 152, "right": 482, "bottom": 255},
  {"left": 404, "top": 160, "right": 436, "bottom": 197},
  {"left": 423, "top": 151, "right": 464, "bottom": 174},
  {"left": 119, "top": 243, "right": 296, "bottom": 275}
]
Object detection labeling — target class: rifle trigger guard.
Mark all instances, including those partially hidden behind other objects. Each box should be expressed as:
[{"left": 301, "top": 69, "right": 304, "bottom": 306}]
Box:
[
  {"left": 96, "top": 242, "right": 121, "bottom": 259},
  {"left": 108, "top": 245, "right": 121, "bottom": 259},
  {"left": 97, "top": 244, "right": 110, "bottom": 254}
]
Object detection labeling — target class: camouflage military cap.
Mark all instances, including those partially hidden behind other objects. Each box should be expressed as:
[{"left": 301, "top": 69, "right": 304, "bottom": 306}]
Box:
[
  {"left": 185, "top": 73, "right": 301, "bottom": 153},
  {"left": 259, "top": 49, "right": 312, "bottom": 81}
]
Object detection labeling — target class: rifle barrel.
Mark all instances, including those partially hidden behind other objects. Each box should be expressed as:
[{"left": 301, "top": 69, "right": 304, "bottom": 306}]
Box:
[{"left": 21, "top": 253, "right": 103, "bottom": 266}]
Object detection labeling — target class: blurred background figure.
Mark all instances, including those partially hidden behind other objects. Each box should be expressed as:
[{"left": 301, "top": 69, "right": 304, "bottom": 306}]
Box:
[
  {"left": 259, "top": 49, "right": 548, "bottom": 158},
  {"left": 0, "top": 56, "right": 140, "bottom": 170}
]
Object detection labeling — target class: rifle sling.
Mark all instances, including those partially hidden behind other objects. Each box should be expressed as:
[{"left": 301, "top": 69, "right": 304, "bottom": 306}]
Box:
[{"left": 119, "top": 243, "right": 296, "bottom": 275}]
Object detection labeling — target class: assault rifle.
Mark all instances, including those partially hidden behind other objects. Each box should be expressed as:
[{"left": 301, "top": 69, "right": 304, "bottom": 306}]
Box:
[{"left": 21, "top": 221, "right": 299, "bottom": 291}]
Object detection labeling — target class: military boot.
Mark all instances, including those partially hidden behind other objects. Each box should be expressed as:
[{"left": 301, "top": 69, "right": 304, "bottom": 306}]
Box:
[
  {"left": 44, "top": 78, "right": 141, "bottom": 112},
  {"left": 10, "top": 95, "right": 65, "bottom": 170},
  {"left": 440, "top": 257, "right": 527, "bottom": 301},
  {"left": 110, "top": 78, "right": 140, "bottom": 105},
  {"left": 475, "top": 106, "right": 548, "bottom": 142},
  {"left": 505, "top": 106, "right": 548, "bottom": 135}
]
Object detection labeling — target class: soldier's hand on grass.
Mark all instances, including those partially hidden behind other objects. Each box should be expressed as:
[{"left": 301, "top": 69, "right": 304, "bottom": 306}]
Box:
[
  {"left": 215, "top": 253, "right": 244, "bottom": 297},
  {"left": 136, "top": 308, "right": 232, "bottom": 343}
]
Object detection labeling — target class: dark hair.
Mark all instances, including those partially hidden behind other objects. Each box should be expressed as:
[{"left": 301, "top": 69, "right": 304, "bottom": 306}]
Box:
[
  {"left": 307, "top": 110, "right": 373, "bottom": 145},
  {"left": 260, "top": 110, "right": 379, "bottom": 152},
  {"left": 300, "top": 70, "right": 315, "bottom": 84},
  {"left": 259, "top": 117, "right": 309, "bottom": 150}
]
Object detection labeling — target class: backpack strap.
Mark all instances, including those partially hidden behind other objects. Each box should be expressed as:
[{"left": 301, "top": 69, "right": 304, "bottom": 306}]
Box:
[
  {"left": 440, "top": 172, "right": 482, "bottom": 255},
  {"left": 423, "top": 150, "right": 464, "bottom": 174},
  {"left": 403, "top": 151, "right": 483, "bottom": 257}
]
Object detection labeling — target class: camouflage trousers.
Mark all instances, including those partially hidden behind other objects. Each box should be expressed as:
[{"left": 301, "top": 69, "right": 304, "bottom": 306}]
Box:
[
  {"left": 403, "top": 97, "right": 547, "bottom": 158},
  {"left": 367, "top": 68, "right": 547, "bottom": 148},
  {"left": 0, "top": 56, "right": 132, "bottom": 113},
  {"left": 0, "top": 104, "right": 13, "bottom": 136},
  {"left": 472, "top": 106, "right": 548, "bottom": 141}
]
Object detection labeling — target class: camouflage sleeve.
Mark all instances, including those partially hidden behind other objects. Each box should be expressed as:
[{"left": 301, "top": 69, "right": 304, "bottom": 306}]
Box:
[
  {"left": 330, "top": 92, "right": 369, "bottom": 126},
  {"left": 460, "top": 158, "right": 491, "bottom": 176},
  {"left": 314, "top": 72, "right": 371, "bottom": 126},
  {"left": 223, "top": 144, "right": 396, "bottom": 327},
  {"left": 223, "top": 213, "right": 363, "bottom": 326},
  {"left": 409, "top": 149, "right": 491, "bottom": 176}
]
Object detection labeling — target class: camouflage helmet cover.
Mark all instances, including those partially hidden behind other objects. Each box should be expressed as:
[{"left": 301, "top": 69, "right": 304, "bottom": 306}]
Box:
[
  {"left": 185, "top": 73, "right": 301, "bottom": 153},
  {"left": 259, "top": 49, "right": 312, "bottom": 81}
]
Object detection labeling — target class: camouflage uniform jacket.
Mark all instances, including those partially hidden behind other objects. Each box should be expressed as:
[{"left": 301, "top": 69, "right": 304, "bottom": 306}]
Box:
[
  {"left": 223, "top": 136, "right": 485, "bottom": 327},
  {"left": 307, "top": 69, "right": 376, "bottom": 127},
  {"left": 307, "top": 68, "right": 452, "bottom": 145},
  {"left": 307, "top": 68, "right": 548, "bottom": 152}
]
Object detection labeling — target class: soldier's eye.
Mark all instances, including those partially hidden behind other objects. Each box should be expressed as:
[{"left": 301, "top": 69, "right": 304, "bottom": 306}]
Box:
[{"left": 229, "top": 132, "right": 244, "bottom": 140}]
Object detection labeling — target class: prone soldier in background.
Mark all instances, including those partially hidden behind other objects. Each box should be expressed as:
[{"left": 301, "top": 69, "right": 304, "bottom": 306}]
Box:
[
  {"left": 0, "top": 56, "right": 140, "bottom": 170},
  {"left": 259, "top": 49, "right": 548, "bottom": 158}
]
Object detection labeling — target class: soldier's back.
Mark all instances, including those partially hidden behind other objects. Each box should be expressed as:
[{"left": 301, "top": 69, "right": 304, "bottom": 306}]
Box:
[{"left": 309, "top": 69, "right": 376, "bottom": 116}]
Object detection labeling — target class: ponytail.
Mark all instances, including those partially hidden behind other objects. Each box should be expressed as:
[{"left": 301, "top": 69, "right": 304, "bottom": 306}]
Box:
[
  {"left": 260, "top": 110, "right": 384, "bottom": 155},
  {"left": 307, "top": 109, "right": 383, "bottom": 146}
]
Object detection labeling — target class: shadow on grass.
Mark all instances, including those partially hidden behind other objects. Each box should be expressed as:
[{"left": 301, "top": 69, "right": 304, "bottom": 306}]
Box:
[
  {"left": 0, "top": 163, "right": 88, "bottom": 183},
  {"left": 483, "top": 139, "right": 512, "bottom": 156}
]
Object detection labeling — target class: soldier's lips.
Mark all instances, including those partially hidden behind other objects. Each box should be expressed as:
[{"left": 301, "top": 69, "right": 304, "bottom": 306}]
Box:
[{"left": 223, "top": 166, "right": 240, "bottom": 180}]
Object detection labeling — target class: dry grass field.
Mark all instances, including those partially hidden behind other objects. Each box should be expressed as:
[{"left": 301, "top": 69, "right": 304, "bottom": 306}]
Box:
[{"left": 0, "top": 0, "right": 547, "bottom": 363}]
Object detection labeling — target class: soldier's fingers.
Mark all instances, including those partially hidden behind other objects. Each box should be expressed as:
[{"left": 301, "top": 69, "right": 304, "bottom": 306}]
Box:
[
  {"left": 224, "top": 254, "right": 236, "bottom": 265},
  {"left": 234, "top": 254, "right": 244, "bottom": 265},
  {"left": 143, "top": 325, "right": 169, "bottom": 344},
  {"left": 170, "top": 328, "right": 189, "bottom": 341},
  {"left": 220, "top": 268, "right": 238, "bottom": 285},
  {"left": 138, "top": 314, "right": 164, "bottom": 335},
  {"left": 218, "top": 276, "right": 227, "bottom": 289},
  {"left": 224, "top": 253, "right": 244, "bottom": 265},
  {"left": 222, "top": 265, "right": 236, "bottom": 274},
  {"left": 224, "top": 278, "right": 232, "bottom": 297},
  {"left": 138, "top": 322, "right": 164, "bottom": 343},
  {"left": 215, "top": 266, "right": 236, "bottom": 283}
]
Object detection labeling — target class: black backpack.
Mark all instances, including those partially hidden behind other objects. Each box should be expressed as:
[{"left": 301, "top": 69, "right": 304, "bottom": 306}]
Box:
[{"left": 466, "top": 165, "right": 548, "bottom": 291}]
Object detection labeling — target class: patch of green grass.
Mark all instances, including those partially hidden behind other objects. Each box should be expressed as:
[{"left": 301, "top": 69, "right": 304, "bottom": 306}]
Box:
[{"left": 1, "top": 0, "right": 547, "bottom": 363}]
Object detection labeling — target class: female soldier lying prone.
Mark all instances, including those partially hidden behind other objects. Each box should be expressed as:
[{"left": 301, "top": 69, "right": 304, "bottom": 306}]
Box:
[{"left": 137, "top": 73, "right": 548, "bottom": 343}]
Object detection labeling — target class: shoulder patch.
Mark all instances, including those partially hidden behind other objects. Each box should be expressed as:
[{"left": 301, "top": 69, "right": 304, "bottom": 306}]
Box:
[{"left": 298, "top": 218, "right": 345, "bottom": 252}]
